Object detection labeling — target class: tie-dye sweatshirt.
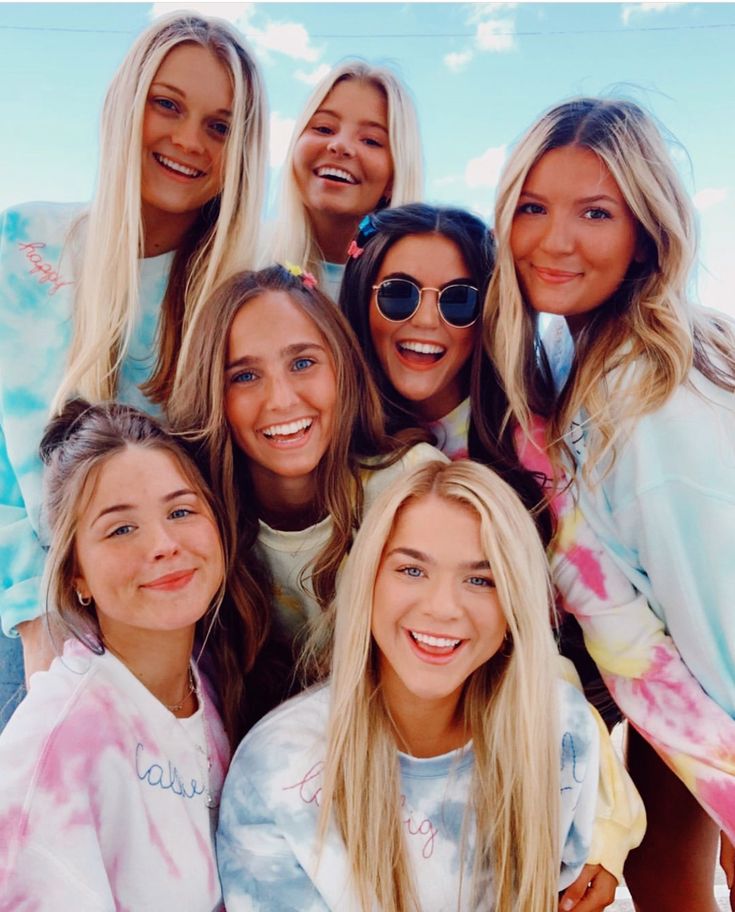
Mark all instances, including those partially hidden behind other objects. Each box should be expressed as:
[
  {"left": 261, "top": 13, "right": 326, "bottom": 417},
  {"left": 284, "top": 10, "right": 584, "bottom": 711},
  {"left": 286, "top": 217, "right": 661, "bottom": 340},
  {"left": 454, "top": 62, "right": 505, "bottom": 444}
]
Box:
[
  {"left": 217, "top": 678, "right": 599, "bottom": 911},
  {"left": 551, "top": 366, "right": 735, "bottom": 839},
  {"left": 0, "top": 202, "right": 172, "bottom": 635},
  {"left": 0, "top": 639, "right": 229, "bottom": 911}
]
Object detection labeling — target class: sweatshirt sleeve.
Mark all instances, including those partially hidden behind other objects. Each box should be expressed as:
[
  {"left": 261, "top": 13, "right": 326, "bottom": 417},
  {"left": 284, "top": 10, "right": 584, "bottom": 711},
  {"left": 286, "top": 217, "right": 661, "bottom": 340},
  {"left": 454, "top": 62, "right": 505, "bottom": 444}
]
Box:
[
  {"left": 556, "top": 656, "right": 645, "bottom": 882},
  {"left": 552, "top": 500, "right": 735, "bottom": 842},
  {"left": 217, "top": 769, "right": 330, "bottom": 912}
]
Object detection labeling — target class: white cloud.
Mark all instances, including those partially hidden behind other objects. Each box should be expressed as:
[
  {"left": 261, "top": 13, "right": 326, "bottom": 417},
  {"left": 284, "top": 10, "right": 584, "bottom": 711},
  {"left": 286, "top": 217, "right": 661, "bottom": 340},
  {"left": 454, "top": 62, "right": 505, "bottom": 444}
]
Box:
[
  {"left": 621, "top": 2, "right": 681, "bottom": 27},
  {"left": 475, "top": 17, "right": 516, "bottom": 53},
  {"left": 151, "top": 2, "right": 255, "bottom": 24},
  {"left": 467, "top": 3, "right": 518, "bottom": 24},
  {"left": 248, "top": 20, "right": 322, "bottom": 63},
  {"left": 444, "top": 50, "right": 474, "bottom": 72},
  {"left": 295, "top": 63, "right": 331, "bottom": 87},
  {"left": 433, "top": 174, "right": 461, "bottom": 188},
  {"left": 269, "top": 112, "right": 296, "bottom": 169},
  {"left": 465, "top": 144, "right": 507, "bottom": 190},
  {"left": 693, "top": 187, "right": 728, "bottom": 212}
]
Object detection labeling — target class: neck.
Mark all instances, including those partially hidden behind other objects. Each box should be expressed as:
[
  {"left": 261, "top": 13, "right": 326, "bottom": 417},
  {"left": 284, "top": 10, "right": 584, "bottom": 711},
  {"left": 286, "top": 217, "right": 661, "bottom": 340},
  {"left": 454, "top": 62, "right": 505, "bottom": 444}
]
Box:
[
  {"left": 382, "top": 680, "right": 467, "bottom": 758},
  {"left": 141, "top": 203, "right": 197, "bottom": 257},
  {"left": 309, "top": 210, "right": 362, "bottom": 264},
  {"left": 252, "top": 469, "right": 322, "bottom": 531},
  {"left": 101, "top": 622, "right": 197, "bottom": 716}
]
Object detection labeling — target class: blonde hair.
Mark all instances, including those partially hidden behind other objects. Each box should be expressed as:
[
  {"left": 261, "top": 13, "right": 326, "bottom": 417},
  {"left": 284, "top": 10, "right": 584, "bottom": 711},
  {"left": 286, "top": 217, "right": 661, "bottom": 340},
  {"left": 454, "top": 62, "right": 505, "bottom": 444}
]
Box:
[
  {"left": 484, "top": 97, "right": 735, "bottom": 478},
  {"left": 311, "top": 460, "right": 560, "bottom": 911},
  {"left": 53, "top": 12, "right": 267, "bottom": 410},
  {"left": 270, "top": 61, "right": 423, "bottom": 278}
]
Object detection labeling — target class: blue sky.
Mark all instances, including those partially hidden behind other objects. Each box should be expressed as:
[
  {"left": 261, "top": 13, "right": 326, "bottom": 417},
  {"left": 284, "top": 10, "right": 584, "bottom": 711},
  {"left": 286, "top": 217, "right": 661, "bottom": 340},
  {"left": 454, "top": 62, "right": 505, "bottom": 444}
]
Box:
[{"left": 1, "top": 1, "right": 733, "bottom": 315}]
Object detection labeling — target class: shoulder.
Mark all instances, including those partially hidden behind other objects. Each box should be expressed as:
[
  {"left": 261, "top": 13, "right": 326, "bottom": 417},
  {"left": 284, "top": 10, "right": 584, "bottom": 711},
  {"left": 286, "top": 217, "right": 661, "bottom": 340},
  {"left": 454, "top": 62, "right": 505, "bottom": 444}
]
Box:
[
  {"left": 556, "top": 677, "right": 598, "bottom": 773},
  {"left": 362, "top": 442, "right": 447, "bottom": 505},
  {"left": 1, "top": 201, "right": 85, "bottom": 248}
]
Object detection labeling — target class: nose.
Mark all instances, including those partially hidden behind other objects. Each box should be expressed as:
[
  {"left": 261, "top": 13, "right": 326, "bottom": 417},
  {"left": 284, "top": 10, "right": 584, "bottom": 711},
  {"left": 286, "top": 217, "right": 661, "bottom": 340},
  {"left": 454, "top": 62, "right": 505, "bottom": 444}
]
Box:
[
  {"left": 171, "top": 117, "right": 205, "bottom": 156},
  {"left": 423, "top": 573, "right": 463, "bottom": 623},
  {"left": 410, "top": 288, "right": 441, "bottom": 330},
  {"left": 149, "top": 522, "right": 180, "bottom": 561},
  {"left": 326, "top": 131, "right": 356, "bottom": 158},
  {"left": 266, "top": 371, "right": 300, "bottom": 411},
  {"left": 538, "top": 212, "right": 575, "bottom": 256}
]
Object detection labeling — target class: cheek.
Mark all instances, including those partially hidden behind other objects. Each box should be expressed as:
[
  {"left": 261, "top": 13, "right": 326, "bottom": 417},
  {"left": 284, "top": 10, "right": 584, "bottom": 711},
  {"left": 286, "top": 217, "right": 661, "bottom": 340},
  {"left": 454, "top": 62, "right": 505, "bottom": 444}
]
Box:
[
  {"left": 368, "top": 305, "right": 391, "bottom": 368},
  {"left": 446, "top": 327, "right": 475, "bottom": 371},
  {"left": 224, "top": 393, "right": 255, "bottom": 448}
]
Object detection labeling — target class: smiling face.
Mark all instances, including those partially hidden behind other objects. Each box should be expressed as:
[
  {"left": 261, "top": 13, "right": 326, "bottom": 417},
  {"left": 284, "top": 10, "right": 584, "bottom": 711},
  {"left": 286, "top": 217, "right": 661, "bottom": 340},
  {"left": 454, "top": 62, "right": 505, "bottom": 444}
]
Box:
[
  {"left": 140, "top": 42, "right": 233, "bottom": 252},
  {"left": 369, "top": 233, "right": 476, "bottom": 421},
  {"left": 293, "top": 78, "right": 394, "bottom": 239},
  {"left": 510, "top": 144, "right": 641, "bottom": 328},
  {"left": 371, "top": 494, "right": 507, "bottom": 722},
  {"left": 73, "top": 446, "right": 224, "bottom": 643},
  {"left": 224, "top": 290, "right": 338, "bottom": 503}
]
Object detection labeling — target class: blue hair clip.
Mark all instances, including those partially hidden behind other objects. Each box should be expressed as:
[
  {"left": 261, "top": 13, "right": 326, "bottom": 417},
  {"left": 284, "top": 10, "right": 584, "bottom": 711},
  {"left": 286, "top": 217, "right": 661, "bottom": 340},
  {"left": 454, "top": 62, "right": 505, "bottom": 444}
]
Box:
[{"left": 348, "top": 214, "right": 379, "bottom": 259}]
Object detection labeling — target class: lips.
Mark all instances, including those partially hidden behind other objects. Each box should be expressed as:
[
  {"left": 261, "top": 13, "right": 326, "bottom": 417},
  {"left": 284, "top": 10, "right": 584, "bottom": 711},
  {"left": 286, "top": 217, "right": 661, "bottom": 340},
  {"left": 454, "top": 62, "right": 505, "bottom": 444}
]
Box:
[
  {"left": 406, "top": 628, "right": 466, "bottom": 665},
  {"left": 315, "top": 165, "right": 358, "bottom": 185},
  {"left": 532, "top": 265, "right": 582, "bottom": 284},
  {"left": 258, "top": 416, "right": 316, "bottom": 448},
  {"left": 141, "top": 569, "right": 196, "bottom": 591},
  {"left": 153, "top": 152, "right": 205, "bottom": 179},
  {"left": 396, "top": 340, "right": 446, "bottom": 367}
]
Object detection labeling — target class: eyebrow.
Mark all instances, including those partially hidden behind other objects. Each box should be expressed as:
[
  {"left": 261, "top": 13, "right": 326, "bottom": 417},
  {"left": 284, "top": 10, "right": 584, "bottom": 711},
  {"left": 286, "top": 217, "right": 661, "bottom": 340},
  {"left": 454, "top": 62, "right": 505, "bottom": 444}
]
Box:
[
  {"left": 381, "top": 271, "right": 474, "bottom": 289},
  {"left": 92, "top": 489, "right": 198, "bottom": 525},
  {"left": 225, "top": 342, "right": 327, "bottom": 371},
  {"left": 519, "top": 189, "right": 621, "bottom": 206},
  {"left": 387, "top": 547, "right": 491, "bottom": 571},
  {"left": 314, "top": 107, "right": 388, "bottom": 133},
  {"left": 150, "top": 81, "right": 232, "bottom": 117}
]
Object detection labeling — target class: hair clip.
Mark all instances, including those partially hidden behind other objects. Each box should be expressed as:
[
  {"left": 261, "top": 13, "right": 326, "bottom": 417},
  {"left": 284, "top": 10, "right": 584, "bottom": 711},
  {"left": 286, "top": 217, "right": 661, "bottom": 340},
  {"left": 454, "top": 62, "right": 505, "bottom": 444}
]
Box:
[
  {"left": 284, "top": 262, "right": 317, "bottom": 289},
  {"left": 348, "top": 214, "right": 379, "bottom": 260}
]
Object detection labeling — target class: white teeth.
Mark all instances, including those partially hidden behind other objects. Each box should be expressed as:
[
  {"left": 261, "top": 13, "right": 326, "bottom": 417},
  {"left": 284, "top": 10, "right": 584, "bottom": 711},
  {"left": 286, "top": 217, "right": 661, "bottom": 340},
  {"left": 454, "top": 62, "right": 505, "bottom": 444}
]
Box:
[
  {"left": 155, "top": 153, "right": 203, "bottom": 178},
  {"left": 399, "top": 341, "right": 445, "bottom": 355},
  {"left": 411, "top": 631, "right": 461, "bottom": 649},
  {"left": 316, "top": 166, "right": 357, "bottom": 184},
  {"left": 261, "top": 418, "right": 313, "bottom": 438}
]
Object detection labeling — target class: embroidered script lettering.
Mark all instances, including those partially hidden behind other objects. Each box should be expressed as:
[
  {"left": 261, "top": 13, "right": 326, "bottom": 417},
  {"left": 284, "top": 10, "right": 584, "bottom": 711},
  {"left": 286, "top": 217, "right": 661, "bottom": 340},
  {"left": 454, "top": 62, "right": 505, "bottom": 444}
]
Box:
[
  {"left": 17, "top": 241, "right": 72, "bottom": 296},
  {"left": 135, "top": 742, "right": 204, "bottom": 800}
]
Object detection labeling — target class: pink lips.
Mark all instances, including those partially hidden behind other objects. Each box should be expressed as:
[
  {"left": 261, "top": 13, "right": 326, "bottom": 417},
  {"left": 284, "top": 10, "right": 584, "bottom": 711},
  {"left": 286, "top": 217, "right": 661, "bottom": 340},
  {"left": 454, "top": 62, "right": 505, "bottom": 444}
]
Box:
[
  {"left": 404, "top": 628, "right": 466, "bottom": 666},
  {"left": 532, "top": 265, "right": 582, "bottom": 284},
  {"left": 141, "top": 570, "right": 195, "bottom": 591}
]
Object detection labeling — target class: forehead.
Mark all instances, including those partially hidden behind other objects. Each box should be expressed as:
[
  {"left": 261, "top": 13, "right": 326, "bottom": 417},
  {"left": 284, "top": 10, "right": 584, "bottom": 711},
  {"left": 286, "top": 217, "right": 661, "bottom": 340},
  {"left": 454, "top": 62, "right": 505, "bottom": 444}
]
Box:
[
  {"left": 228, "top": 290, "right": 329, "bottom": 352},
  {"left": 386, "top": 494, "right": 483, "bottom": 558},
  {"left": 523, "top": 145, "right": 626, "bottom": 201},
  {"left": 151, "top": 42, "right": 233, "bottom": 104},
  {"left": 377, "top": 233, "right": 471, "bottom": 284},
  {"left": 319, "top": 78, "right": 388, "bottom": 126}
]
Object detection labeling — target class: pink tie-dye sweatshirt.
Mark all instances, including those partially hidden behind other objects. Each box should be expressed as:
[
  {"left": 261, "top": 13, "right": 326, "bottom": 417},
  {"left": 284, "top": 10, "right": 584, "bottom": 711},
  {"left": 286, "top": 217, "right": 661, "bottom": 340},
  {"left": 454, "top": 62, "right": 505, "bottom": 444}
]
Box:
[{"left": 0, "top": 640, "right": 229, "bottom": 911}]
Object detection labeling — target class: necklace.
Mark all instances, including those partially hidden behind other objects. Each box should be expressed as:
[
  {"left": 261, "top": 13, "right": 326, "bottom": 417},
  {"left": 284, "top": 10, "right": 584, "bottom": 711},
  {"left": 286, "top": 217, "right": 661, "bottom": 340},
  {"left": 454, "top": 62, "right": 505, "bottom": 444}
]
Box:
[
  {"left": 180, "top": 672, "right": 218, "bottom": 811},
  {"left": 164, "top": 665, "right": 196, "bottom": 713}
]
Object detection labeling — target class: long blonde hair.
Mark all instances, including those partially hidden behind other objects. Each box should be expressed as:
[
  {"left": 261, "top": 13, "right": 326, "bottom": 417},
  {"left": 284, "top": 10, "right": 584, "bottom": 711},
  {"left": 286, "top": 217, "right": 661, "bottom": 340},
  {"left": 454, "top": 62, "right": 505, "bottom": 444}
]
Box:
[
  {"left": 270, "top": 61, "right": 423, "bottom": 278},
  {"left": 311, "top": 460, "right": 560, "bottom": 911},
  {"left": 484, "top": 97, "right": 735, "bottom": 478},
  {"left": 53, "top": 12, "right": 267, "bottom": 410}
]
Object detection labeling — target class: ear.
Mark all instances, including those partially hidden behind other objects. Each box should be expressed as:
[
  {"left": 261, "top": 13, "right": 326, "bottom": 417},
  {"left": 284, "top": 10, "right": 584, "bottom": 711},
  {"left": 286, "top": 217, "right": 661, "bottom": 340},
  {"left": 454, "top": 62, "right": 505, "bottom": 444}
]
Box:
[{"left": 73, "top": 574, "right": 91, "bottom": 602}]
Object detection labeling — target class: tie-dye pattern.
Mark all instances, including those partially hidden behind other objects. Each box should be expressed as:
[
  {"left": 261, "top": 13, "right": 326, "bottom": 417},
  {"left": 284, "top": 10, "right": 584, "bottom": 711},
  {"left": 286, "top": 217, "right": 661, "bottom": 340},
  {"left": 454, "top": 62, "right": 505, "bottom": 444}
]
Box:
[
  {"left": 0, "top": 640, "right": 229, "bottom": 911},
  {"left": 550, "top": 367, "right": 735, "bottom": 839},
  {"left": 0, "top": 202, "right": 172, "bottom": 637},
  {"left": 217, "top": 679, "right": 599, "bottom": 911},
  {"left": 427, "top": 397, "right": 470, "bottom": 461},
  {"left": 256, "top": 443, "right": 447, "bottom": 638}
]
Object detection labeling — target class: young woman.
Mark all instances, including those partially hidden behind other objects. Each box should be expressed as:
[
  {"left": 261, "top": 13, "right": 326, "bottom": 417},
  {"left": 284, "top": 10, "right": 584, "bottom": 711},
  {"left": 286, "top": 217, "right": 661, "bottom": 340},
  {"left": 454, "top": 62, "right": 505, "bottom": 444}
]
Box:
[
  {"left": 167, "top": 265, "right": 442, "bottom": 649},
  {"left": 269, "top": 62, "right": 423, "bottom": 299},
  {"left": 484, "top": 96, "right": 735, "bottom": 911},
  {"left": 0, "top": 399, "right": 262, "bottom": 909},
  {"left": 217, "top": 459, "right": 602, "bottom": 911},
  {"left": 0, "top": 12, "right": 267, "bottom": 708}
]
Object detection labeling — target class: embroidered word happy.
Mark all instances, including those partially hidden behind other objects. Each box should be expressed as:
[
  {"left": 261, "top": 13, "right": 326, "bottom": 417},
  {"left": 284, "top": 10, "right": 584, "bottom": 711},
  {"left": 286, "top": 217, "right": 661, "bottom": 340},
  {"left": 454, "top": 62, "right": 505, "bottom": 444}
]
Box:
[{"left": 18, "top": 241, "right": 72, "bottom": 296}]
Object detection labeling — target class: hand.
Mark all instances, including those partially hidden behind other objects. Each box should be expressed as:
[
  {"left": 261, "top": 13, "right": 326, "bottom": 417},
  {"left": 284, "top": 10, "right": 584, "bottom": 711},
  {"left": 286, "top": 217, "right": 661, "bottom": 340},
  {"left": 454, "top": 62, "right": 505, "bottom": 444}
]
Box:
[
  {"left": 559, "top": 864, "right": 617, "bottom": 912},
  {"left": 720, "top": 832, "right": 735, "bottom": 911},
  {"left": 17, "top": 616, "right": 57, "bottom": 685}
]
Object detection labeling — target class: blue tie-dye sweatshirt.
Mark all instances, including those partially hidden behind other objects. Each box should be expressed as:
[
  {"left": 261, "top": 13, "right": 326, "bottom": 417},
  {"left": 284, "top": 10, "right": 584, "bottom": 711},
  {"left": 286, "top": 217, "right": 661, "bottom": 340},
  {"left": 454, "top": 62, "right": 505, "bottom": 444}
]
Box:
[
  {"left": 0, "top": 202, "right": 172, "bottom": 635},
  {"left": 217, "top": 679, "right": 600, "bottom": 911}
]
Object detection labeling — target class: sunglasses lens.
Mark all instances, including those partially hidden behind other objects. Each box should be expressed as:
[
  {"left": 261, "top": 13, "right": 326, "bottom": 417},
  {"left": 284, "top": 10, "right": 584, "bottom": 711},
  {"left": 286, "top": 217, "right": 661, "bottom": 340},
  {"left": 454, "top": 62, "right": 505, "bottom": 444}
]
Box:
[
  {"left": 439, "top": 285, "right": 479, "bottom": 327},
  {"left": 376, "top": 280, "right": 420, "bottom": 321}
]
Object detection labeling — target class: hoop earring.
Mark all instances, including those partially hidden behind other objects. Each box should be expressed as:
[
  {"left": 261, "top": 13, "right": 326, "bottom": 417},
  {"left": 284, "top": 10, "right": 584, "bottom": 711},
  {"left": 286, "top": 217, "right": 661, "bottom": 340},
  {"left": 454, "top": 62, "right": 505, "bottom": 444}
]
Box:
[{"left": 76, "top": 590, "right": 92, "bottom": 607}]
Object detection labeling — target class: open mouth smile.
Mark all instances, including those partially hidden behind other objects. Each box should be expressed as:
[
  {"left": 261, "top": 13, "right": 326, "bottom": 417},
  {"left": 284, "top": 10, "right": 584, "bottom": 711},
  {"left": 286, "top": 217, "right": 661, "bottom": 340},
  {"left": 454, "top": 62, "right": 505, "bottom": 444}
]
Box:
[
  {"left": 153, "top": 152, "right": 205, "bottom": 179},
  {"left": 315, "top": 166, "right": 358, "bottom": 185},
  {"left": 259, "top": 417, "right": 314, "bottom": 444},
  {"left": 407, "top": 628, "right": 466, "bottom": 663},
  {"left": 397, "top": 340, "right": 446, "bottom": 365}
]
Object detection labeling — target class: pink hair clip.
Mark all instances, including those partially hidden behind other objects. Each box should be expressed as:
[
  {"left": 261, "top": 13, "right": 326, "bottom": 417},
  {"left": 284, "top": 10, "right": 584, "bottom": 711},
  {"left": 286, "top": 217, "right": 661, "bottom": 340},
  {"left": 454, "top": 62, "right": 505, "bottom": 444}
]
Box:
[
  {"left": 284, "top": 261, "right": 318, "bottom": 289},
  {"left": 301, "top": 270, "right": 317, "bottom": 289},
  {"left": 347, "top": 240, "right": 364, "bottom": 260}
]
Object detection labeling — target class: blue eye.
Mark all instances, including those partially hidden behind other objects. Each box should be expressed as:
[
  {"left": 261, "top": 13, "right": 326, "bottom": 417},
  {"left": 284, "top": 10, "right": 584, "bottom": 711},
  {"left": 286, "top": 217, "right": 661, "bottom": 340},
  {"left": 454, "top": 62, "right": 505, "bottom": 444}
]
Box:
[
  {"left": 153, "top": 97, "right": 178, "bottom": 113},
  {"left": 292, "top": 357, "right": 315, "bottom": 372},
  {"left": 313, "top": 124, "right": 333, "bottom": 135},
  {"left": 170, "top": 508, "right": 193, "bottom": 520},
  {"left": 399, "top": 565, "right": 424, "bottom": 578},
  {"left": 362, "top": 137, "right": 383, "bottom": 148},
  {"left": 232, "top": 369, "right": 257, "bottom": 384},
  {"left": 467, "top": 575, "right": 494, "bottom": 588},
  {"left": 583, "top": 207, "right": 612, "bottom": 220},
  {"left": 109, "top": 524, "right": 134, "bottom": 538},
  {"left": 209, "top": 120, "right": 230, "bottom": 138},
  {"left": 517, "top": 202, "right": 545, "bottom": 216}
]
